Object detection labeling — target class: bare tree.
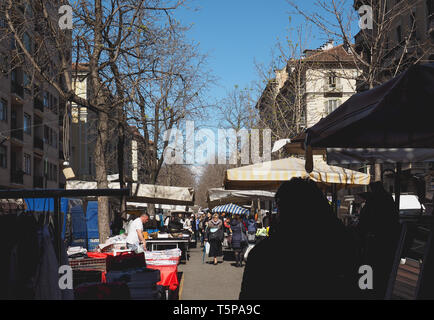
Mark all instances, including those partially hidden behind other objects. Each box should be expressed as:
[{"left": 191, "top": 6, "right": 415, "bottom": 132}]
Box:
[
  {"left": 195, "top": 164, "right": 229, "bottom": 208},
  {"left": 0, "top": 0, "right": 195, "bottom": 241},
  {"left": 287, "top": 0, "right": 433, "bottom": 180}
]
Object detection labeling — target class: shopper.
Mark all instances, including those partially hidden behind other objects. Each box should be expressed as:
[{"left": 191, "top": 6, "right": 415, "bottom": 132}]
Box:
[
  {"left": 239, "top": 178, "right": 358, "bottom": 299},
  {"left": 231, "top": 215, "right": 248, "bottom": 267},
  {"left": 246, "top": 214, "right": 257, "bottom": 243},
  {"left": 205, "top": 213, "right": 224, "bottom": 265}
]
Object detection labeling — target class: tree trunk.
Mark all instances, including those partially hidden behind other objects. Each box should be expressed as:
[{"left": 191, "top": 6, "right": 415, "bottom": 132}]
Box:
[{"left": 95, "top": 109, "right": 110, "bottom": 243}]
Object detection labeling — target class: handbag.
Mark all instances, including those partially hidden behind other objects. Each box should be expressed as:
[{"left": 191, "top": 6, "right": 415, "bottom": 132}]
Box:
[
  {"left": 240, "top": 222, "right": 248, "bottom": 244},
  {"left": 209, "top": 228, "right": 223, "bottom": 241}
]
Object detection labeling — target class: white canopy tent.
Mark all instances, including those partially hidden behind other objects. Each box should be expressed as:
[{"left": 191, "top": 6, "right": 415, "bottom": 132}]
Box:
[
  {"left": 207, "top": 188, "right": 275, "bottom": 208},
  {"left": 66, "top": 181, "right": 195, "bottom": 206},
  {"left": 224, "top": 157, "right": 370, "bottom": 191}
]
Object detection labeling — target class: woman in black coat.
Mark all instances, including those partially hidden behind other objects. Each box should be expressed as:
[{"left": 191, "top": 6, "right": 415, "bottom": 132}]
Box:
[
  {"left": 205, "top": 213, "right": 224, "bottom": 265},
  {"left": 231, "top": 215, "right": 248, "bottom": 267}
]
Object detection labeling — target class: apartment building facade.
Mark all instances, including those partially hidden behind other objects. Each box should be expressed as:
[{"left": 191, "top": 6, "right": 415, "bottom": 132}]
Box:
[
  {"left": 256, "top": 41, "right": 358, "bottom": 142},
  {"left": 0, "top": 1, "right": 67, "bottom": 190},
  {"left": 354, "top": 0, "right": 434, "bottom": 198},
  {"left": 70, "top": 63, "right": 148, "bottom": 183},
  {"left": 354, "top": 0, "right": 433, "bottom": 88}
]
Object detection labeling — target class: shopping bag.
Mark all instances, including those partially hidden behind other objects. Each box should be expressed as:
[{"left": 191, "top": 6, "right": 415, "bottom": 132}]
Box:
[
  {"left": 243, "top": 244, "right": 255, "bottom": 261},
  {"left": 205, "top": 242, "right": 210, "bottom": 255}
]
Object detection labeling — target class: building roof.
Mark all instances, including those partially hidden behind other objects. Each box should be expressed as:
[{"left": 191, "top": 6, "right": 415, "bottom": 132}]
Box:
[
  {"left": 302, "top": 44, "right": 355, "bottom": 63},
  {"left": 72, "top": 63, "right": 90, "bottom": 72}
]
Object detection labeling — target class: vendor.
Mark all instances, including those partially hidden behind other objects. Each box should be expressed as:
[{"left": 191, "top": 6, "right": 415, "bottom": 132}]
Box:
[{"left": 126, "top": 213, "right": 149, "bottom": 251}]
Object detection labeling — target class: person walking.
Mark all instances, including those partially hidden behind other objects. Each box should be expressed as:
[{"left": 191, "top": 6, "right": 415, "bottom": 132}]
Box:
[
  {"left": 205, "top": 213, "right": 224, "bottom": 265},
  {"left": 198, "top": 214, "right": 205, "bottom": 247},
  {"left": 230, "top": 215, "right": 248, "bottom": 267},
  {"left": 246, "top": 214, "right": 257, "bottom": 244}
]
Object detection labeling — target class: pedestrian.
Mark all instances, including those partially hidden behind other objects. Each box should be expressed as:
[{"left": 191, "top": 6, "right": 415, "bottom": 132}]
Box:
[
  {"left": 205, "top": 213, "right": 224, "bottom": 265},
  {"left": 224, "top": 217, "right": 232, "bottom": 249},
  {"left": 239, "top": 178, "right": 358, "bottom": 299},
  {"left": 199, "top": 214, "right": 205, "bottom": 247},
  {"left": 230, "top": 215, "right": 248, "bottom": 267},
  {"left": 246, "top": 214, "right": 257, "bottom": 243}
]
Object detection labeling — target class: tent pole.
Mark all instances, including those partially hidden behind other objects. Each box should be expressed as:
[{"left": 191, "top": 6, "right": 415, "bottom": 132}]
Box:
[
  {"left": 395, "top": 163, "right": 402, "bottom": 213},
  {"left": 332, "top": 184, "right": 338, "bottom": 216}
]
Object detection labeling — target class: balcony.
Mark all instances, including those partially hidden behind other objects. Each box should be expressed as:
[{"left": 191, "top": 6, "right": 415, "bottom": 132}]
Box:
[
  {"left": 11, "top": 128, "right": 23, "bottom": 141},
  {"left": 34, "top": 136, "right": 44, "bottom": 150},
  {"left": 34, "top": 97, "right": 44, "bottom": 112},
  {"left": 323, "top": 83, "right": 343, "bottom": 93},
  {"left": 11, "top": 169, "right": 24, "bottom": 185},
  {"left": 11, "top": 81, "right": 24, "bottom": 98},
  {"left": 33, "top": 175, "right": 44, "bottom": 188}
]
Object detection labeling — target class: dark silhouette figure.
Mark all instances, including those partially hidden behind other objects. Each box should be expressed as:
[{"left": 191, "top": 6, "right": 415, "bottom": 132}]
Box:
[
  {"left": 239, "top": 178, "right": 358, "bottom": 299},
  {"left": 356, "top": 181, "right": 400, "bottom": 299},
  {"left": 230, "top": 215, "right": 248, "bottom": 267}
]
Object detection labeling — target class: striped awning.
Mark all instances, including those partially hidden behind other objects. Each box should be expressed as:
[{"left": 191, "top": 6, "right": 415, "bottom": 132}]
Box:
[
  {"left": 212, "top": 203, "right": 250, "bottom": 215},
  {"left": 224, "top": 157, "right": 370, "bottom": 190}
]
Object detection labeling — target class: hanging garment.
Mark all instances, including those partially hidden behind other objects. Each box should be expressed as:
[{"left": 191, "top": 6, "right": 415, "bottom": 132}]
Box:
[{"left": 34, "top": 225, "right": 62, "bottom": 300}]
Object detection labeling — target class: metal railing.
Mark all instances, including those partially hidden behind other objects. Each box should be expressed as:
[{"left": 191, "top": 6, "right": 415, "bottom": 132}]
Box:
[
  {"left": 33, "top": 175, "right": 44, "bottom": 188},
  {"left": 11, "top": 170, "right": 24, "bottom": 184},
  {"left": 323, "top": 83, "right": 343, "bottom": 92},
  {"left": 11, "top": 81, "right": 24, "bottom": 98},
  {"left": 34, "top": 97, "right": 44, "bottom": 112},
  {"left": 11, "top": 128, "right": 23, "bottom": 141},
  {"left": 34, "top": 136, "right": 44, "bottom": 150}
]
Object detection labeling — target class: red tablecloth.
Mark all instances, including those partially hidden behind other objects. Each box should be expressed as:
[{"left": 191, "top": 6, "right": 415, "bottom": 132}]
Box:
[
  {"left": 146, "top": 264, "right": 179, "bottom": 291},
  {"left": 85, "top": 252, "right": 179, "bottom": 291}
]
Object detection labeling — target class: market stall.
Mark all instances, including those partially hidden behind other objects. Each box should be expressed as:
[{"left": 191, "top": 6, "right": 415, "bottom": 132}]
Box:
[
  {"left": 224, "top": 157, "right": 370, "bottom": 191},
  {"left": 207, "top": 188, "right": 275, "bottom": 208},
  {"left": 301, "top": 62, "right": 434, "bottom": 300}
]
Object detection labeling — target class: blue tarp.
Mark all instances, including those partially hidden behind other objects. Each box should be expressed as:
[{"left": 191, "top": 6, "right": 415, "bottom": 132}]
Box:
[
  {"left": 24, "top": 198, "right": 101, "bottom": 250},
  {"left": 86, "top": 201, "right": 99, "bottom": 251},
  {"left": 24, "top": 198, "right": 70, "bottom": 239}
]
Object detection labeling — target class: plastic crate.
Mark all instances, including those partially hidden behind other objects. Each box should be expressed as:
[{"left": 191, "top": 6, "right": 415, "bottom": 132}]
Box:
[{"left": 69, "top": 257, "right": 108, "bottom": 272}]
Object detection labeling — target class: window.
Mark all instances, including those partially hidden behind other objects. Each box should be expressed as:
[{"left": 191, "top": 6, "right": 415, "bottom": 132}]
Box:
[
  {"left": 0, "top": 146, "right": 6, "bottom": 168},
  {"left": 24, "top": 113, "right": 31, "bottom": 134},
  {"left": 46, "top": 162, "right": 57, "bottom": 181},
  {"left": 328, "top": 74, "right": 337, "bottom": 88},
  {"left": 24, "top": 153, "right": 31, "bottom": 175},
  {"left": 53, "top": 165, "right": 57, "bottom": 182},
  {"left": 23, "top": 32, "right": 32, "bottom": 53},
  {"left": 397, "top": 25, "right": 402, "bottom": 43},
  {"left": 43, "top": 91, "right": 49, "bottom": 108},
  {"left": 0, "top": 99, "right": 7, "bottom": 121},
  {"left": 0, "top": 54, "right": 8, "bottom": 74},
  {"left": 326, "top": 99, "right": 341, "bottom": 114}
]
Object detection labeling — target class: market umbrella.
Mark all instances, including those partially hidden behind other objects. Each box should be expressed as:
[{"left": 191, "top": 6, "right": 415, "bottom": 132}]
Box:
[
  {"left": 224, "top": 157, "right": 370, "bottom": 191},
  {"left": 304, "top": 63, "right": 434, "bottom": 171},
  {"left": 207, "top": 188, "right": 275, "bottom": 208},
  {"left": 212, "top": 203, "right": 250, "bottom": 215}
]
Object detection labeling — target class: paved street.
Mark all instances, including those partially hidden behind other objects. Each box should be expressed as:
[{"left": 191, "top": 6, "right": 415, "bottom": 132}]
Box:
[{"left": 178, "top": 242, "right": 245, "bottom": 300}]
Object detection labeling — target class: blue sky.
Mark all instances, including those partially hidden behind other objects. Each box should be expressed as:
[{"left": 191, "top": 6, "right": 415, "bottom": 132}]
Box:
[
  {"left": 171, "top": 0, "right": 358, "bottom": 167},
  {"left": 174, "top": 0, "right": 327, "bottom": 120}
]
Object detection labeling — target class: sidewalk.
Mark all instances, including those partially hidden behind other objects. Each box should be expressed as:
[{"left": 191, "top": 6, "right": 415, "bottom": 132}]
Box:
[{"left": 177, "top": 243, "right": 245, "bottom": 300}]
